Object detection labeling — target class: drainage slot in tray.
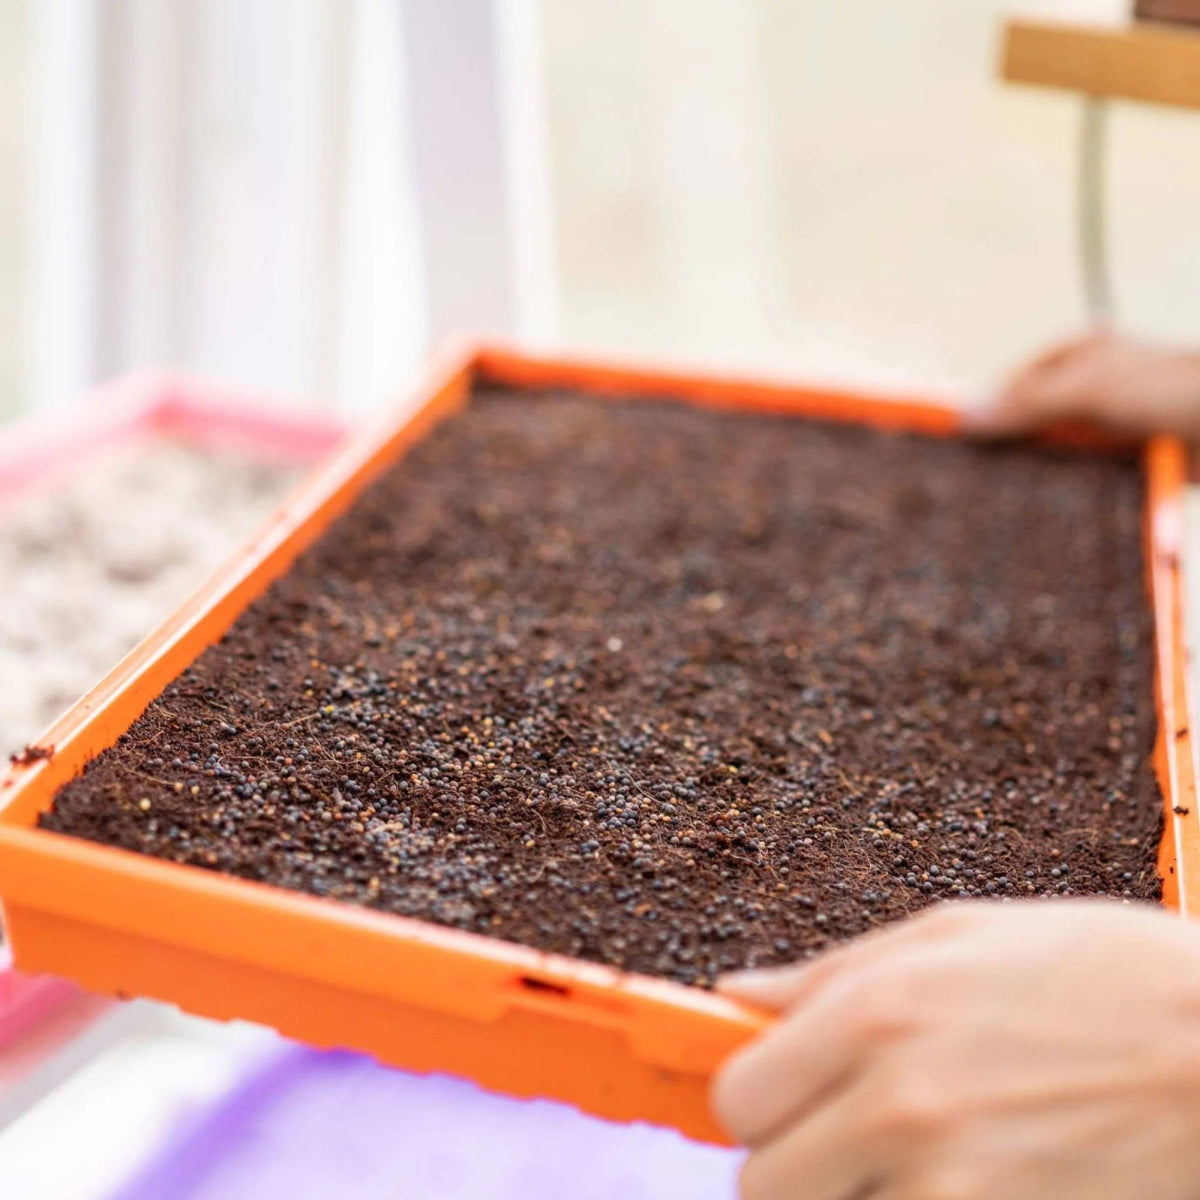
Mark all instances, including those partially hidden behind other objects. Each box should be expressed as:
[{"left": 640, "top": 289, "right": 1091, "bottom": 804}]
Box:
[{"left": 517, "top": 975, "right": 571, "bottom": 998}]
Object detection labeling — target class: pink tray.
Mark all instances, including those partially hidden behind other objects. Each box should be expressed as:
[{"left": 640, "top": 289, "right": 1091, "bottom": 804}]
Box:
[
  {"left": 0, "top": 371, "right": 348, "bottom": 1047},
  {"left": 0, "top": 945, "right": 75, "bottom": 1049},
  {"left": 0, "top": 370, "right": 347, "bottom": 501}
]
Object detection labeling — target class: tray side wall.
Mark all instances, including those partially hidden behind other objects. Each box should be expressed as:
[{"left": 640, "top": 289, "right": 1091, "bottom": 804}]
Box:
[
  {"left": 1148, "top": 437, "right": 1200, "bottom": 913},
  {"left": 4, "top": 904, "right": 727, "bottom": 1143}
]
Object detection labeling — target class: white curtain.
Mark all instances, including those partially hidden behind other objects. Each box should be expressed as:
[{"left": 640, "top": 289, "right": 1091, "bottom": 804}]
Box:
[{"left": 26, "top": 0, "right": 556, "bottom": 415}]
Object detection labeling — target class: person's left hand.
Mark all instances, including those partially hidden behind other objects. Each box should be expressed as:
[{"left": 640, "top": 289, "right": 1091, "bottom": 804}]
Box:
[{"left": 711, "top": 901, "right": 1200, "bottom": 1200}]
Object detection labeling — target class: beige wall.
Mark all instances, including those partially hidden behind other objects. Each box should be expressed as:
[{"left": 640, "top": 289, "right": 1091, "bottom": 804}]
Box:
[
  {"left": 7, "top": 3, "right": 1200, "bottom": 413},
  {"left": 541, "top": 0, "right": 1200, "bottom": 397}
]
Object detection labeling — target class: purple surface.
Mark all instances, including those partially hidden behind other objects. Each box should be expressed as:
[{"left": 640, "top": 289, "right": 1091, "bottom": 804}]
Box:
[{"left": 108, "top": 1048, "right": 741, "bottom": 1200}]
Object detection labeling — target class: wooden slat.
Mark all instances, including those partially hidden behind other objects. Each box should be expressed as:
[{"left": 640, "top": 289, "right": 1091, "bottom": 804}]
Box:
[{"left": 1002, "top": 18, "right": 1200, "bottom": 111}]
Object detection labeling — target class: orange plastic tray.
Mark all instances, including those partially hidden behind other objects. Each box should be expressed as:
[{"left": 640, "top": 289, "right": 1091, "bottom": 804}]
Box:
[{"left": 0, "top": 343, "right": 1196, "bottom": 1145}]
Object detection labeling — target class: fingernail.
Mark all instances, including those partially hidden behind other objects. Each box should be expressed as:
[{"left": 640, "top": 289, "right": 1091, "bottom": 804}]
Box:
[
  {"left": 717, "top": 967, "right": 795, "bottom": 995},
  {"left": 960, "top": 393, "right": 997, "bottom": 428},
  {"left": 719, "top": 968, "right": 774, "bottom": 988}
]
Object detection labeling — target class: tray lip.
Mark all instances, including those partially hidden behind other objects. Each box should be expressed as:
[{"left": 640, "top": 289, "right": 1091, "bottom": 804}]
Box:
[
  {"left": 0, "top": 340, "right": 1191, "bottom": 1049},
  {"left": 0, "top": 369, "right": 347, "bottom": 506},
  {"left": 1146, "top": 434, "right": 1199, "bottom": 915}
]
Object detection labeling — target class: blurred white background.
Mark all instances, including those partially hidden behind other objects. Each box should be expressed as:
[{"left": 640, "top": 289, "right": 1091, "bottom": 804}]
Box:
[{"left": 1, "top": 0, "right": 1199, "bottom": 412}]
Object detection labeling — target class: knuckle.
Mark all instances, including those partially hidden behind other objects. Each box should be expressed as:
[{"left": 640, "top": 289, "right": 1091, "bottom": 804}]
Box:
[
  {"left": 920, "top": 1179, "right": 965, "bottom": 1200},
  {"left": 737, "top": 1152, "right": 779, "bottom": 1200},
  {"left": 710, "top": 1057, "right": 754, "bottom": 1141},
  {"left": 873, "top": 1073, "right": 952, "bottom": 1140},
  {"left": 843, "top": 974, "right": 923, "bottom": 1042},
  {"left": 919, "top": 1166, "right": 985, "bottom": 1200},
  {"left": 843, "top": 975, "right": 899, "bottom": 1033}
]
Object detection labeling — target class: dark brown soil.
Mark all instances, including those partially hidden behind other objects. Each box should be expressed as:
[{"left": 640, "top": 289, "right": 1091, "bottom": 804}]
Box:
[
  {"left": 10, "top": 744, "right": 53, "bottom": 765},
  {"left": 41, "top": 387, "right": 1163, "bottom": 985}
]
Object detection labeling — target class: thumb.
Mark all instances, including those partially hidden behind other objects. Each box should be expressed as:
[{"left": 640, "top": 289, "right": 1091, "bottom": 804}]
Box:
[
  {"left": 718, "top": 902, "right": 980, "bottom": 1011},
  {"left": 716, "top": 960, "right": 817, "bottom": 1012}
]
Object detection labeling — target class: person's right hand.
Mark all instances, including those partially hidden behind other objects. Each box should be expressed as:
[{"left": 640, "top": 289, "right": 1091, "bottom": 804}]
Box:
[
  {"left": 712, "top": 901, "right": 1200, "bottom": 1200},
  {"left": 969, "top": 331, "right": 1200, "bottom": 439}
]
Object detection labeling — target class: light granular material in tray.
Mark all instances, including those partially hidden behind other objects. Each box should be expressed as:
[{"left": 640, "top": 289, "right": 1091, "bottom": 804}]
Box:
[{"left": 0, "top": 440, "right": 298, "bottom": 761}]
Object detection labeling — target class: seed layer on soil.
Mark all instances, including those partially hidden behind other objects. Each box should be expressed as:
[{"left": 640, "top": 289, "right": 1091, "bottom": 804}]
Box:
[{"left": 42, "top": 388, "right": 1163, "bottom": 985}]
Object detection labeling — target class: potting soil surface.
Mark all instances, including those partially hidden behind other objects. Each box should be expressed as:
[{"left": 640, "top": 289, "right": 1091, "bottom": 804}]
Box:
[{"left": 42, "top": 388, "right": 1162, "bottom": 985}]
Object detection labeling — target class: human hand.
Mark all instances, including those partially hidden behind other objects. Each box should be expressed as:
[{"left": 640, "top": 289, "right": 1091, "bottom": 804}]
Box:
[
  {"left": 969, "top": 331, "right": 1200, "bottom": 438},
  {"left": 711, "top": 901, "right": 1200, "bottom": 1200}
]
